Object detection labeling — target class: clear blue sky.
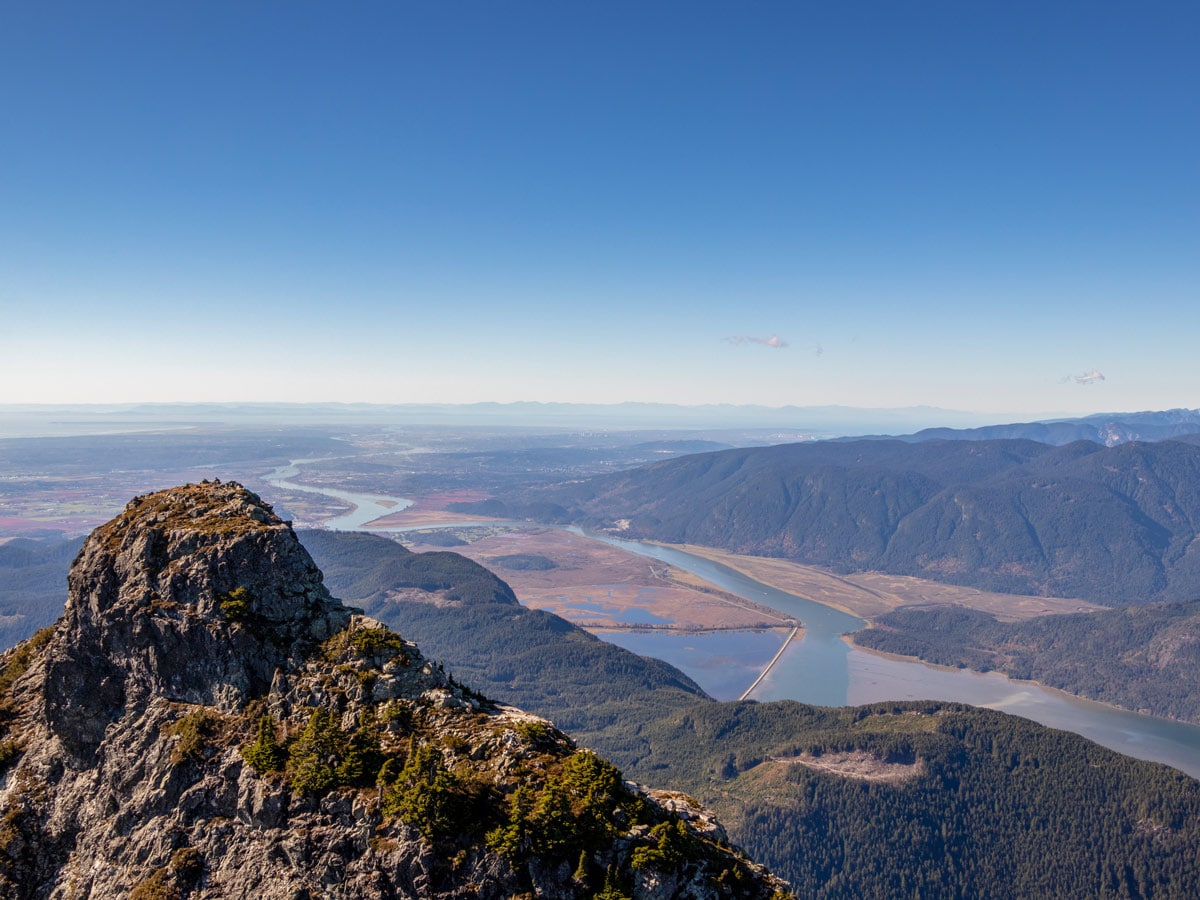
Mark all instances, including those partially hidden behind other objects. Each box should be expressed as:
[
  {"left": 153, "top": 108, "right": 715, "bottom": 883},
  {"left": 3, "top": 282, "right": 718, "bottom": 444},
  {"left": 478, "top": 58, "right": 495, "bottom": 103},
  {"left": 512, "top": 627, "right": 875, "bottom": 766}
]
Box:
[{"left": 2, "top": 2, "right": 1197, "bottom": 415}]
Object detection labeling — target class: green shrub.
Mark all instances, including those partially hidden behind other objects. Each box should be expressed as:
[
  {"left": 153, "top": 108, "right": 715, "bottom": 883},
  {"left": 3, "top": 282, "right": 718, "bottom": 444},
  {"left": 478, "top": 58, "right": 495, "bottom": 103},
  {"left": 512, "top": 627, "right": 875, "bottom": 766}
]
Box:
[
  {"left": 349, "top": 627, "right": 408, "bottom": 658},
  {"left": 631, "top": 818, "right": 698, "bottom": 870},
  {"left": 514, "top": 720, "right": 556, "bottom": 746},
  {"left": 167, "top": 708, "right": 223, "bottom": 765},
  {"left": 595, "top": 867, "right": 633, "bottom": 900},
  {"left": 377, "top": 756, "right": 402, "bottom": 786},
  {"left": 218, "top": 586, "right": 252, "bottom": 621},
  {"left": 488, "top": 750, "right": 642, "bottom": 864},
  {"left": 241, "top": 715, "right": 285, "bottom": 773},
  {"left": 486, "top": 784, "right": 535, "bottom": 859},
  {"left": 336, "top": 722, "right": 384, "bottom": 787},
  {"left": 169, "top": 846, "right": 203, "bottom": 880},
  {"left": 128, "top": 868, "right": 178, "bottom": 900}
]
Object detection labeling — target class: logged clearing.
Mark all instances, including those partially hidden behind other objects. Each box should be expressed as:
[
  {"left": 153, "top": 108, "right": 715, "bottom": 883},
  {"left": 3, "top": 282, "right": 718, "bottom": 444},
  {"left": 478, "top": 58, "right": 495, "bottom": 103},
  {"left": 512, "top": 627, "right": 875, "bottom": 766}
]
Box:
[
  {"left": 728, "top": 751, "right": 924, "bottom": 802},
  {"left": 406, "top": 527, "right": 798, "bottom": 632},
  {"left": 667, "top": 544, "right": 1105, "bottom": 621},
  {"left": 781, "top": 750, "right": 925, "bottom": 782}
]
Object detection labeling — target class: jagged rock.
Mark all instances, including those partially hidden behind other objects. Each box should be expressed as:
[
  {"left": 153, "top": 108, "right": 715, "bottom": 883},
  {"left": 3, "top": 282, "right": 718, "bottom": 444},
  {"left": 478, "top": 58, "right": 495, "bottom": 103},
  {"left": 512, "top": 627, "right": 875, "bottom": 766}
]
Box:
[{"left": 0, "top": 482, "right": 789, "bottom": 899}]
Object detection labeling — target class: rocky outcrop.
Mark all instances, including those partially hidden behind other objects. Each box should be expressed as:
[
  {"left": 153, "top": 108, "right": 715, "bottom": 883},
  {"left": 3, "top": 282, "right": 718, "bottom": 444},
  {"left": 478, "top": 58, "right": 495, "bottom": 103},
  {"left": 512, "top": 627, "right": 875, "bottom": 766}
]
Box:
[{"left": 0, "top": 481, "right": 789, "bottom": 899}]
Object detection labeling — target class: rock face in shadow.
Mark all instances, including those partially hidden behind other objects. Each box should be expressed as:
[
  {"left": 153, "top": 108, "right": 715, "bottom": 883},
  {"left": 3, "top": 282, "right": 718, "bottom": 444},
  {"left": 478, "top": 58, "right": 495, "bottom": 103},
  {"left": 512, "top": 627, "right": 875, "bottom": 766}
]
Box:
[
  {"left": 0, "top": 481, "right": 788, "bottom": 900},
  {"left": 43, "top": 482, "right": 351, "bottom": 760}
]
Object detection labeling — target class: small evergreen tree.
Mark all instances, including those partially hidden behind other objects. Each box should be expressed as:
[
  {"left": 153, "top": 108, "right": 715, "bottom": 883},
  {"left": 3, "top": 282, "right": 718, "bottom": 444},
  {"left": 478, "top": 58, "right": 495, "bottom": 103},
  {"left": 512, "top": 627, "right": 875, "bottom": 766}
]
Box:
[
  {"left": 241, "top": 714, "right": 285, "bottom": 773},
  {"left": 486, "top": 784, "right": 535, "bottom": 858},
  {"left": 383, "top": 745, "right": 464, "bottom": 840},
  {"left": 286, "top": 708, "right": 344, "bottom": 796},
  {"left": 336, "top": 721, "right": 384, "bottom": 786}
]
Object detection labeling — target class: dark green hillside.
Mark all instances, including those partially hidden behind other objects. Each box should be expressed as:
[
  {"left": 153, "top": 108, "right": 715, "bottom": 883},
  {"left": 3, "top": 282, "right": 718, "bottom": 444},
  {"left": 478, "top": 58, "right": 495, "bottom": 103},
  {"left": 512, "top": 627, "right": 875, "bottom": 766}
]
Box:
[
  {"left": 299, "top": 529, "right": 521, "bottom": 605},
  {"left": 620, "top": 700, "right": 1200, "bottom": 899},
  {"left": 468, "top": 437, "right": 1200, "bottom": 603},
  {"left": 854, "top": 600, "right": 1200, "bottom": 723},
  {"left": 302, "top": 531, "right": 1200, "bottom": 898},
  {"left": 299, "top": 530, "right": 710, "bottom": 754},
  {"left": 0, "top": 536, "right": 84, "bottom": 647}
]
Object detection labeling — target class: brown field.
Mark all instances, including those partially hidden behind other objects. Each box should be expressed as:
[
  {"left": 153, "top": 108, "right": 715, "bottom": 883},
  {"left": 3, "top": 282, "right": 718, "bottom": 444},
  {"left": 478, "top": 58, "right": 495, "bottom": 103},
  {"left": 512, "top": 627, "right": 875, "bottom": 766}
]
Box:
[
  {"left": 405, "top": 527, "right": 799, "bottom": 632},
  {"left": 365, "top": 491, "right": 504, "bottom": 528},
  {"left": 666, "top": 544, "right": 1105, "bottom": 621},
  {"left": 364, "top": 494, "right": 496, "bottom": 528},
  {"left": 366, "top": 507, "right": 504, "bottom": 528}
]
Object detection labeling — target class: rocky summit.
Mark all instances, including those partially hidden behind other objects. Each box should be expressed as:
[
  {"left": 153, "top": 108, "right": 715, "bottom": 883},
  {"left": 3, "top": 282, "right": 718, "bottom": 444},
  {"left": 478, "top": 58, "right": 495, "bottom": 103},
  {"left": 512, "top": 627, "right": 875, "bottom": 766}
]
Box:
[{"left": 0, "top": 481, "right": 788, "bottom": 899}]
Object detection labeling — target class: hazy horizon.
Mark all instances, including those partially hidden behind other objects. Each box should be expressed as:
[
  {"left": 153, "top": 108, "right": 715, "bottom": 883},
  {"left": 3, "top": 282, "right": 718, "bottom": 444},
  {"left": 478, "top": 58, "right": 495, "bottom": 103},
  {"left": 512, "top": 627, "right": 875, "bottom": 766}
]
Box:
[{"left": 4, "top": 399, "right": 1197, "bottom": 443}]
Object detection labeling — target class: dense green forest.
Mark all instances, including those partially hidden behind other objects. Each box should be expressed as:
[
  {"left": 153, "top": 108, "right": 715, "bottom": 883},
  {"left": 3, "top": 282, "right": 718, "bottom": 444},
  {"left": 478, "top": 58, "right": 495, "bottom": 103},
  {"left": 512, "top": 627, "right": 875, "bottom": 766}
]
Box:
[
  {"left": 626, "top": 700, "right": 1200, "bottom": 899},
  {"left": 854, "top": 601, "right": 1200, "bottom": 723},
  {"left": 303, "top": 531, "right": 1200, "bottom": 897},
  {"left": 457, "top": 437, "right": 1200, "bottom": 604}
]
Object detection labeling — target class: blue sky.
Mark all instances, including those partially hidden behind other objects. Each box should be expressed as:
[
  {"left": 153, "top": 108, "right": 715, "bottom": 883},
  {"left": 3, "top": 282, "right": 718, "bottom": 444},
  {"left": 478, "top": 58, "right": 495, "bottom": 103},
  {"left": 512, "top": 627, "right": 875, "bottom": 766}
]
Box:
[{"left": 2, "top": 2, "right": 1197, "bottom": 416}]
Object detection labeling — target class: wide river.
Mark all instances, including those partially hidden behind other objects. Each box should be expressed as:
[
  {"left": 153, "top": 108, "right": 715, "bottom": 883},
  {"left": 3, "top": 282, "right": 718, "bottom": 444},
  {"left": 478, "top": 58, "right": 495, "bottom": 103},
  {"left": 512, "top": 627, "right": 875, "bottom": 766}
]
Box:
[{"left": 265, "top": 464, "right": 1200, "bottom": 778}]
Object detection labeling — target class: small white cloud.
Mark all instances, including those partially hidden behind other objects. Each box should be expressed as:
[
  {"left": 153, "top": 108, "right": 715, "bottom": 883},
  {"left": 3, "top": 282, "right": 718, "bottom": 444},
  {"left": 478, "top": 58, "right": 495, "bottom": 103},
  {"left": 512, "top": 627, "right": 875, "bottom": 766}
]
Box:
[
  {"left": 1072, "top": 369, "right": 1106, "bottom": 385},
  {"left": 724, "top": 334, "right": 789, "bottom": 349}
]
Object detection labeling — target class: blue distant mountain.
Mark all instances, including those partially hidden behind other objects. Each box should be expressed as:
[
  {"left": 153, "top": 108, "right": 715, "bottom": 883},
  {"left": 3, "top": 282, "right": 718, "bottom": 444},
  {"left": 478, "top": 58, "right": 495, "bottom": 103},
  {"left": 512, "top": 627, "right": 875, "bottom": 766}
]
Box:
[{"left": 861, "top": 408, "right": 1200, "bottom": 446}]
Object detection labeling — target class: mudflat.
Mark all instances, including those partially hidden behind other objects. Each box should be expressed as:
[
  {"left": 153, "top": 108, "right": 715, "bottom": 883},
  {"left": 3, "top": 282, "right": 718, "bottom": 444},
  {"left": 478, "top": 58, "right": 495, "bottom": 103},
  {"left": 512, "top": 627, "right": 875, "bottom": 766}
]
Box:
[
  {"left": 406, "top": 527, "right": 798, "bottom": 632},
  {"left": 666, "top": 543, "right": 1105, "bottom": 621}
]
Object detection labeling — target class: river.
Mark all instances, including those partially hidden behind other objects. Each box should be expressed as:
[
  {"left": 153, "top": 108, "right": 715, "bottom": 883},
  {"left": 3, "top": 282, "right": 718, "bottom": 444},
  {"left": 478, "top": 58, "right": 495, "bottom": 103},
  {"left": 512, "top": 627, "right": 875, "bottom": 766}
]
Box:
[
  {"left": 265, "top": 459, "right": 413, "bottom": 530},
  {"left": 264, "top": 463, "right": 1200, "bottom": 778}
]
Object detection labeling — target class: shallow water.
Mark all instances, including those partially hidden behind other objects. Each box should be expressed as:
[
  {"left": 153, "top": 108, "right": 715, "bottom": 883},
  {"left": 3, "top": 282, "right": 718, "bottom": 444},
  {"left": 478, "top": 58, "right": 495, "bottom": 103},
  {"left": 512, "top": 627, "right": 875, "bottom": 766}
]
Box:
[
  {"left": 601, "top": 629, "right": 790, "bottom": 700},
  {"left": 586, "top": 532, "right": 1200, "bottom": 778}
]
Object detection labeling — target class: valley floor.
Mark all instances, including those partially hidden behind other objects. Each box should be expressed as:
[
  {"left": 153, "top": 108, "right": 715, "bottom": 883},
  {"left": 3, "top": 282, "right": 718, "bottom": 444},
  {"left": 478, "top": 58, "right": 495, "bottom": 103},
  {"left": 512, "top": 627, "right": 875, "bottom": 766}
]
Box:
[{"left": 664, "top": 543, "right": 1105, "bottom": 621}]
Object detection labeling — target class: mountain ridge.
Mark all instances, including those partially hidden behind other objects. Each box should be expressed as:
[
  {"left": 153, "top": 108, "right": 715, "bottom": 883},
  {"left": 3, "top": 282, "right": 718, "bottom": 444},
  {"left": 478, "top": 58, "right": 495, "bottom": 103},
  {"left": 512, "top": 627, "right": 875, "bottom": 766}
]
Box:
[
  {"left": 850, "top": 408, "right": 1200, "bottom": 446},
  {"left": 0, "top": 481, "right": 787, "bottom": 899},
  {"left": 302, "top": 531, "right": 1200, "bottom": 898},
  {"left": 466, "top": 437, "right": 1200, "bottom": 603}
]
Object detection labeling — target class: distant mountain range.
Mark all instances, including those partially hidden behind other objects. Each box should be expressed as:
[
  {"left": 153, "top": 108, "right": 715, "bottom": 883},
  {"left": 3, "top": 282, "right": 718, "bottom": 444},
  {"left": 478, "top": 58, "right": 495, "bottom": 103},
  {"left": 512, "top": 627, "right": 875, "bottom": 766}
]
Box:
[
  {"left": 0, "top": 400, "right": 1019, "bottom": 437},
  {"left": 462, "top": 436, "right": 1200, "bottom": 604},
  {"left": 6, "top": 402, "right": 1198, "bottom": 443},
  {"left": 866, "top": 408, "right": 1200, "bottom": 447}
]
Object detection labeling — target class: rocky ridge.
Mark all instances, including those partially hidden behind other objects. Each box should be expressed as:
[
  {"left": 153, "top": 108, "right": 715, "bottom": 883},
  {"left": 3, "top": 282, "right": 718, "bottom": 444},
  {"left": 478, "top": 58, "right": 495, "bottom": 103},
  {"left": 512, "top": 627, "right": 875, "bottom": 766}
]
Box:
[{"left": 0, "top": 481, "right": 788, "bottom": 899}]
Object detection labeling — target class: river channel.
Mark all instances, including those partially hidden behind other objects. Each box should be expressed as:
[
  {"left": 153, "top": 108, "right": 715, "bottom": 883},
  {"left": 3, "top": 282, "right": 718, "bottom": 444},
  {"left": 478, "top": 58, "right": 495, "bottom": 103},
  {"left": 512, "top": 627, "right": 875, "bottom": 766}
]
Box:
[{"left": 264, "top": 463, "right": 1200, "bottom": 778}]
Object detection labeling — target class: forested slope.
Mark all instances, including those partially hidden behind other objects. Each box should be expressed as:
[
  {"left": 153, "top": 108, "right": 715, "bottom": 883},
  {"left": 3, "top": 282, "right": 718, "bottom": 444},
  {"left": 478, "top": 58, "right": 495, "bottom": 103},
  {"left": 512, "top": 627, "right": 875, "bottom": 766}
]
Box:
[
  {"left": 624, "top": 700, "right": 1200, "bottom": 899},
  {"left": 304, "top": 531, "right": 1200, "bottom": 897},
  {"left": 0, "top": 536, "right": 84, "bottom": 647},
  {"left": 299, "top": 529, "right": 712, "bottom": 755},
  {"left": 463, "top": 437, "right": 1200, "bottom": 603},
  {"left": 854, "top": 600, "right": 1200, "bottom": 722}
]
